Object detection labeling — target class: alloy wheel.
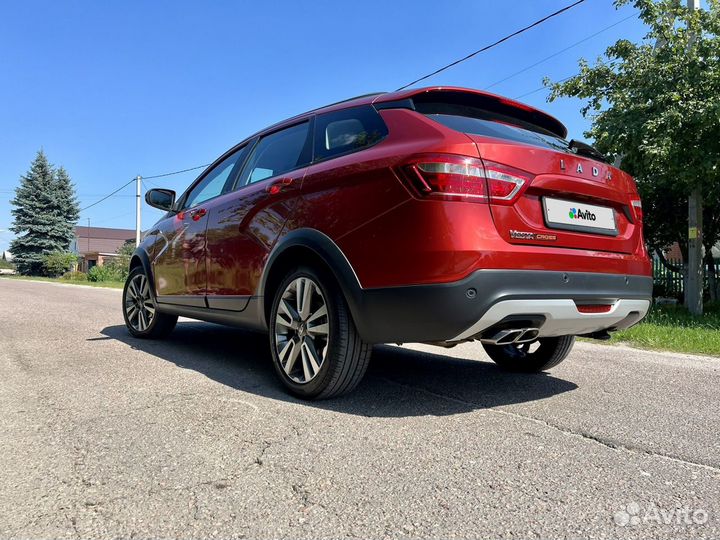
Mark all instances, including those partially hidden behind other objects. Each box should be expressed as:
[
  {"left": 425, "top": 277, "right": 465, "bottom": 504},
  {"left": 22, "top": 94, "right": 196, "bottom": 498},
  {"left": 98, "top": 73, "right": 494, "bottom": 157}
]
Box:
[
  {"left": 124, "top": 273, "right": 155, "bottom": 332},
  {"left": 274, "top": 277, "right": 330, "bottom": 384}
]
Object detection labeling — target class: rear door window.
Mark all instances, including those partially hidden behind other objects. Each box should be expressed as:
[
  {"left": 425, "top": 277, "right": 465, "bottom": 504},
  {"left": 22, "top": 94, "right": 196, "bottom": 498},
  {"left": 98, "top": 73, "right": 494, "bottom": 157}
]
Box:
[
  {"left": 314, "top": 105, "right": 388, "bottom": 161},
  {"left": 237, "top": 122, "right": 312, "bottom": 186}
]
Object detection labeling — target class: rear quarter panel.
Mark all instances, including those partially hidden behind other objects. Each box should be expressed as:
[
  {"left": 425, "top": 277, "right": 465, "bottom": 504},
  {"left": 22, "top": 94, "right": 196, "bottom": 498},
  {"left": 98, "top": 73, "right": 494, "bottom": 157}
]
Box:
[{"left": 289, "top": 109, "right": 483, "bottom": 288}]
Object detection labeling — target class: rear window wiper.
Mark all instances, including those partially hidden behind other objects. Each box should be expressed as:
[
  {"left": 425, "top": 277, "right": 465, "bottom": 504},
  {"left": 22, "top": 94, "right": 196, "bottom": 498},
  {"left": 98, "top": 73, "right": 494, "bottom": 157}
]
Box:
[{"left": 568, "top": 139, "right": 608, "bottom": 163}]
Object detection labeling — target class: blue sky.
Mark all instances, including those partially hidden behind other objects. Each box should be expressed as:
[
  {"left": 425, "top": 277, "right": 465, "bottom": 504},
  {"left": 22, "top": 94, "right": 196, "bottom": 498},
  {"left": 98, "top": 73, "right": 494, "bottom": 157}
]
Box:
[{"left": 0, "top": 0, "right": 650, "bottom": 253}]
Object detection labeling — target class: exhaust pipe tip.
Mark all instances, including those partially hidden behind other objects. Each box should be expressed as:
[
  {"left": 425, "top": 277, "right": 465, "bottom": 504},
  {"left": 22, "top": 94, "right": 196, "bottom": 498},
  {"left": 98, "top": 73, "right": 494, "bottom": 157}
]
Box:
[
  {"left": 496, "top": 329, "right": 523, "bottom": 345},
  {"left": 515, "top": 328, "right": 539, "bottom": 343},
  {"left": 481, "top": 327, "right": 540, "bottom": 345}
]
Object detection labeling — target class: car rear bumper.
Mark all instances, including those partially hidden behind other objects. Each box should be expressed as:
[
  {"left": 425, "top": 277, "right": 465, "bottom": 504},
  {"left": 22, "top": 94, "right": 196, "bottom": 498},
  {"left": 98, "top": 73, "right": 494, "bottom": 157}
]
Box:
[
  {"left": 451, "top": 297, "right": 650, "bottom": 342},
  {"left": 348, "top": 270, "right": 652, "bottom": 344}
]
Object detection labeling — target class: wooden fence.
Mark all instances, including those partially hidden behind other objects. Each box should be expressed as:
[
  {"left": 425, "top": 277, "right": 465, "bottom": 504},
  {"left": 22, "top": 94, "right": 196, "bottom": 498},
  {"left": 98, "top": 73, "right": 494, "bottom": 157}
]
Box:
[{"left": 652, "top": 257, "right": 719, "bottom": 297}]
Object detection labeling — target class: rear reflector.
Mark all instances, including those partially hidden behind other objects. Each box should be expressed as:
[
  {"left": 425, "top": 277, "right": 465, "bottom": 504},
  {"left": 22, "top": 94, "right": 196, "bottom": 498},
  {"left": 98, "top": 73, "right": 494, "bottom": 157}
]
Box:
[
  {"left": 631, "top": 199, "right": 643, "bottom": 222},
  {"left": 401, "top": 154, "right": 529, "bottom": 204},
  {"left": 576, "top": 304, "right": 613, "bottom": 314}
]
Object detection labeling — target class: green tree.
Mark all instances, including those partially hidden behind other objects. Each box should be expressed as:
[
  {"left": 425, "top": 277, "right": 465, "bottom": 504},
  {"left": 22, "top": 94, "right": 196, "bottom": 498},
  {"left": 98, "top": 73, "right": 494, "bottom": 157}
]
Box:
[
  {"left": 9, "top": 151, "right": 81, "bottom": 275},
  {"left": 54, "top": 166, "right": 80, "bottom": 246},
  {"left": 42, "top": 251, "right": 78, "bottom": 277},
  {"left": 546, "top": 0, "right": 720, "bottom": 306},
  {"left": 104, "top": 240, "right": 135, "bottom": 282}
]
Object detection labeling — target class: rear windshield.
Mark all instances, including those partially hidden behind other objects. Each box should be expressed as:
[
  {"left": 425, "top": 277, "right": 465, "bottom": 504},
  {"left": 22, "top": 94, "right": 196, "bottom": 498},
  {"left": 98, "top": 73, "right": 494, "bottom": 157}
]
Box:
[
  {"left": 426, "top": 113, "right": 573, "bottom": 153},
  {"left": 408, "top": 91, "right": 606, "bottom": 163}
]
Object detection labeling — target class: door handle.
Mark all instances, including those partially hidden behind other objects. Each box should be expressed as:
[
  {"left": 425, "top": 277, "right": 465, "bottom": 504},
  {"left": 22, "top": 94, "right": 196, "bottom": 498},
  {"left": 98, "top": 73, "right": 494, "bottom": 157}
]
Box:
[
  {"left": 266, "top": 177, "right": 294, "bottom": 195},
  {"left": 190, "top": 208, "right": 207, "bottom": 221}
]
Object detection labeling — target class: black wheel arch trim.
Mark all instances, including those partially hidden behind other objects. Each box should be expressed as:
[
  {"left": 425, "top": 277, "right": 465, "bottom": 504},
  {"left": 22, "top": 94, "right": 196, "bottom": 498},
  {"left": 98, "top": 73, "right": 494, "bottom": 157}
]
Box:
[
  {"left": 257, "top": 228, "right": 365, "bottom": 331},
  {"left": 129, "top": 248, "right": 157, "bottom": 299}
]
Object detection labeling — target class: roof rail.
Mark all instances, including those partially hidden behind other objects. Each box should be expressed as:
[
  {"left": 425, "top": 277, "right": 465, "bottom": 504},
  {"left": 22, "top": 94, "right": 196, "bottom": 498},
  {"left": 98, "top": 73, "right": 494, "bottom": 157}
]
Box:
[{"left": 308, "top": 92, "right": 386, "bottom": 114}]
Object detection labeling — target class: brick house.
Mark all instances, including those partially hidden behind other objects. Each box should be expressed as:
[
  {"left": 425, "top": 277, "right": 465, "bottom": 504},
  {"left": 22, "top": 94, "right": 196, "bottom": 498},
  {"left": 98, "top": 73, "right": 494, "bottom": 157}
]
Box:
[{"left": 71, "top": 226, "right": 135, "bottom": 272}]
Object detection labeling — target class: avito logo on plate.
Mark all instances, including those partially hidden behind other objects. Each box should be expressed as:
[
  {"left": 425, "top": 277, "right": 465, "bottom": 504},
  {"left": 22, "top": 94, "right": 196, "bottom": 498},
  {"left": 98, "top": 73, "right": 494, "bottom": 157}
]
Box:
[{"left": 568, "top": 207, "right": 597, "bottom": 221}]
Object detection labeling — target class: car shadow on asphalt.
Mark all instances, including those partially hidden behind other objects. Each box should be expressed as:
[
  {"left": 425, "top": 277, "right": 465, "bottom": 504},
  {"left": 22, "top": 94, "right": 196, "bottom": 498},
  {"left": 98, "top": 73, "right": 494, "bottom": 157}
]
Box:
[{"left": 99, "top": 322, "right": 577, "bottom": 417}]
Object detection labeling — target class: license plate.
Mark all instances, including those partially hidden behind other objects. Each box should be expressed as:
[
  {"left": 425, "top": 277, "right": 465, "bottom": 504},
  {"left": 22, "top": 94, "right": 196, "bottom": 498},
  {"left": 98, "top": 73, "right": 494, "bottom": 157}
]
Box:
[{"left": 542, "top": 197, "right": 617, "bottom": 236}]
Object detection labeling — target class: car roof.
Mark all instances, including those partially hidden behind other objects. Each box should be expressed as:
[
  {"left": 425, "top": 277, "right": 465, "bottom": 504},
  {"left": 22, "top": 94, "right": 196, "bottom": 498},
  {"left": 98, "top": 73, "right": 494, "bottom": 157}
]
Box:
[{"left": 255, "top": 86, "right": 567, "bottom": 139}]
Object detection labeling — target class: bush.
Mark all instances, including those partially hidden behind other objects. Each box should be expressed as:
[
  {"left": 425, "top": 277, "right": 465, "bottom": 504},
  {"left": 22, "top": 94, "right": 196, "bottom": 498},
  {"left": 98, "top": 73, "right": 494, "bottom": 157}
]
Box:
[
  {"left": 42, "top": 251, "right": 78, "bottom": 277},
  {"left": 103, "top": 258, "right": 130, "bottom": 282},
  {"left": 61, "top": 271, "right": 87, "bottom": 282},
  {"left": 104, "top": 241, "right": 135, "bottom": 281},
  {"left": 87, "top": 265, "right": 124, "bottom": 282}
]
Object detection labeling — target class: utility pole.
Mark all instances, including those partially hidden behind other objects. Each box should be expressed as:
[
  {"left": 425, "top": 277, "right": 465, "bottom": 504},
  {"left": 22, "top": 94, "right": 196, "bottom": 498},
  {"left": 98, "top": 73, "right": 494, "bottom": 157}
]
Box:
[
  {"left": 135, "top": 176, "right": 142, "bottom": 247},
  {"left": 685, "top": 0, "right": 703, "bottom": 315}
]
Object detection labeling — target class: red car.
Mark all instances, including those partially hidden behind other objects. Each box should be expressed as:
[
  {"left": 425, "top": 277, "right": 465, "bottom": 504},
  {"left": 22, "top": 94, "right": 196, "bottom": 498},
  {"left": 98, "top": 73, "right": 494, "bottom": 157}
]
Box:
[{"left": 124, "top": 86, "right": 651, "bottom": 399}]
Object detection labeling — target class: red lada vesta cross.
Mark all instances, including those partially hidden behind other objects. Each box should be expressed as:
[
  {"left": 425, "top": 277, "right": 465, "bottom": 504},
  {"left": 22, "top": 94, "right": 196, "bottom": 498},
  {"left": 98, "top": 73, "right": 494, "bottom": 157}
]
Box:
[{"left": 124, "top": 87, "right": 652, "bottom": 399}]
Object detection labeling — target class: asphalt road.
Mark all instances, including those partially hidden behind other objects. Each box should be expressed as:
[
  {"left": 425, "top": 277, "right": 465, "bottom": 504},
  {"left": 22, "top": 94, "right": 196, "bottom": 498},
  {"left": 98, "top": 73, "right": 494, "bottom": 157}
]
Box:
[{"left": 1, "top": 279, "right": 719, "bottom": 539}]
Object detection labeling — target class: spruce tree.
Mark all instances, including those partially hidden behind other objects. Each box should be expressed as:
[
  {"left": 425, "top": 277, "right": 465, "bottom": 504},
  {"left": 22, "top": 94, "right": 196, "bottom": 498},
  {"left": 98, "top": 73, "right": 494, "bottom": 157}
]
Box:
[
  {"left": 9, "top": 151, "right": 80, "bottom": 275},
  {"left": 54, "top": 166, "right": 80, "bottom": 247}
]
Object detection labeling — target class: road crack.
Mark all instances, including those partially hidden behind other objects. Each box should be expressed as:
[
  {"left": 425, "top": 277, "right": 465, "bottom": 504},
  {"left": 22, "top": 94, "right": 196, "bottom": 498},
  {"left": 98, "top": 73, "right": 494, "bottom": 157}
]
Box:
[
  {"left": 46, "top": 422, "right": 305, "bottom": 521},
  {"left": 380, "top": 376, "right": 720, "bottom": 474},
  {"left": 254, "top": 425, "right": 301, "bottom": 467}
]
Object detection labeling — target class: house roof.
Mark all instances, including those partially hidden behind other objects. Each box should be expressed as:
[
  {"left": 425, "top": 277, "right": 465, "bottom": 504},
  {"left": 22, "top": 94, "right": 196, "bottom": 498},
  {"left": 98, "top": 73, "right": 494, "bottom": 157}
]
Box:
[
  {"left": 74, "top": 226, "right": 135, "bottom": 256},
  {"left": 74, "top": 226, "right": 136, "bottom": 240}
]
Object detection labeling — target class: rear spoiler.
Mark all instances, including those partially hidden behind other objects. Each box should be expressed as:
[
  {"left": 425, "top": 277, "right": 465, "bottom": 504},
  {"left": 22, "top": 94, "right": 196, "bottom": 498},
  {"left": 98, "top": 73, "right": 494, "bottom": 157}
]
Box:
[{"left": 373, "top": 87, "right": 568, "bottom": 140}]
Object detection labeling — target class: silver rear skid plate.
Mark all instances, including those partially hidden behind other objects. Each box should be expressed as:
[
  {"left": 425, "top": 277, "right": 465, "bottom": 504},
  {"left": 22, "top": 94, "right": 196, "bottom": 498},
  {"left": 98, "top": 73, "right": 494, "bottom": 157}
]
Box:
[{"left": 451, "top": 298, "right": 651, "bottom": 342}]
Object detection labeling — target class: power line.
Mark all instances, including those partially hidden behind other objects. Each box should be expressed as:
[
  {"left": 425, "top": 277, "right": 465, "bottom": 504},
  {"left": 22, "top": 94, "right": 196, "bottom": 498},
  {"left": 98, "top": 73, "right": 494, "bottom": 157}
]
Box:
[
  {"left": 1, "top": 189, "right": 135, "bottom": 199},
  {"left": 76, "top": 162, "right": 208, "bottom": 213},
  {"left": 87, "top": 211, "right": 136, "bottom": 226},
  {"left": 513, "top": 75, "right": 574, "bottom": 100},
  {"left": 140, "top": 178, "right": 159, "bottom": 195},
  {"left": 514, "top": 59, "right": 620, "bottom": 100},
  {"left": 395, "top": 0, "right": 587, "bottom": 91},
  {"left": 141, "top": 163, "right": 210, "bottom": 180},
  {"left": 79, "top": 178, "right": 135, "bottom": 212},
  {"left": 80, "top": 194, "right": 136, "bottom": 199},
  {"left": 484, "top": 12, "right": 637, "bottom": 91}
]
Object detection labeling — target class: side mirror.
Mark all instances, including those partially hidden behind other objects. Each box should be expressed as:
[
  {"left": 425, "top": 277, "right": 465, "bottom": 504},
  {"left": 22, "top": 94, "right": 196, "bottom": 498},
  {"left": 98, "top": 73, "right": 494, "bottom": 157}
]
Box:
[{"left": 145, "top": 189, "right": 176, "bottom": 212}]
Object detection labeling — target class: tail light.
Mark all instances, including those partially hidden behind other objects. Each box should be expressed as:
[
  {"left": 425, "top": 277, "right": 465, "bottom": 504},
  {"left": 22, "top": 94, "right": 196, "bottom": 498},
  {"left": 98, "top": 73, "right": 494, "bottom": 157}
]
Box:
[
  {"left": 414, "top": 158, "right": 487, "bottom": 199},
  {"left": 631, "top": 199, "right": 643, "bottom": 222},
  {"left": 400, "top": 154, "right": 530, "bottom": 205},
  {"left": 483, "top": 162, "right": 529, "bottom": 203}
]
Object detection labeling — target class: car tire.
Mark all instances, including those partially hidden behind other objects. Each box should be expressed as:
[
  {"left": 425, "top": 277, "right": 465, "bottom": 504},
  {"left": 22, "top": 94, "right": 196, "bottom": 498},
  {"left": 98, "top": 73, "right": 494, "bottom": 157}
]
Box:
[
  {"left": 122, "top": 266, "right": 177, "bottom": 339},
  {"left": 482, "top": 335, "right": 575, "bottom": 372},
  {"left": 269, "top": 266, "right": 371, "bottom": 400}
]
